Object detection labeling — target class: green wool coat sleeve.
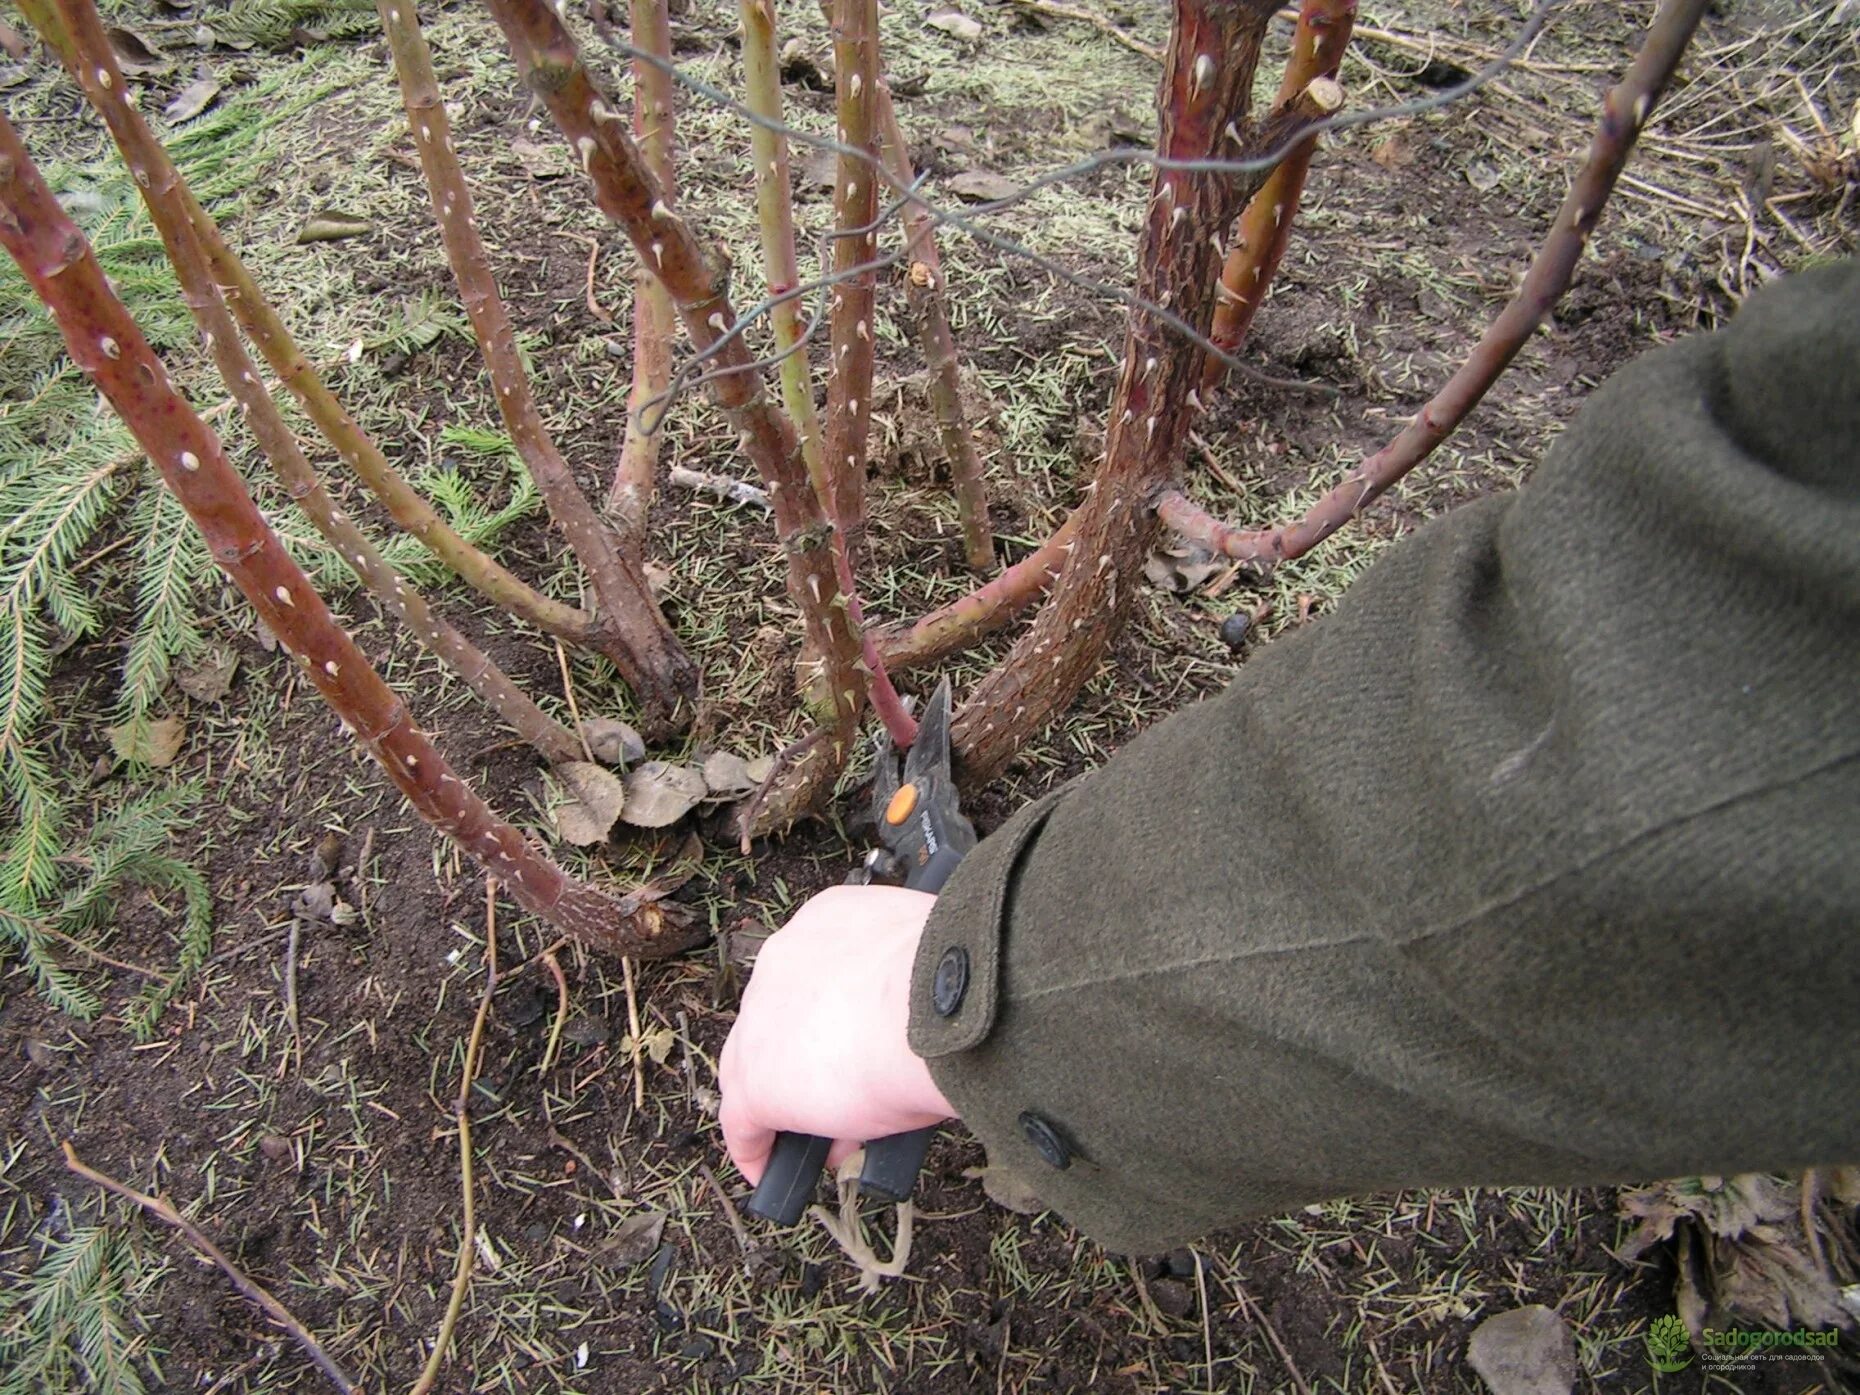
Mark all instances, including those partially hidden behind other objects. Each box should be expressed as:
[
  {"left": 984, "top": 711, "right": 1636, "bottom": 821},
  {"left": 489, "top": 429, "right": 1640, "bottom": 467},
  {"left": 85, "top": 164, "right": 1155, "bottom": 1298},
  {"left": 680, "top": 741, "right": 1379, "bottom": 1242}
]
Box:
[{"left": 908, "top": 260, "right": 1860, "bottom": 1255}]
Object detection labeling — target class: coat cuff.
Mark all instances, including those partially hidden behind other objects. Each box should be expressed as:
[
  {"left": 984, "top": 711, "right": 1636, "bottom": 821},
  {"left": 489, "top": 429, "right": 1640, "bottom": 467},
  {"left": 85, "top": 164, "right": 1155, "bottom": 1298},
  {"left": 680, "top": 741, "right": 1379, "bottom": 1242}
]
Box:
[{"left": 907, "top": 784, "right": 1073, "bottom": 1058}]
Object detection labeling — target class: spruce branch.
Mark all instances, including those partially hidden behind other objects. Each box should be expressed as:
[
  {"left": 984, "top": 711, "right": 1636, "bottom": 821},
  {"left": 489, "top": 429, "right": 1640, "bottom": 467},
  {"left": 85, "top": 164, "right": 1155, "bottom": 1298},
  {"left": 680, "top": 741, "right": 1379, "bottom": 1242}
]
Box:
[
  {"left": 1157, "top": 0, "right": 1709, "bottom": 573},
  {"left": 0, "top": 113, "right": 701, "bottom": 955},
  {"left": 377, "top": 0, "right": 696, "bottom": 730},
  {"left": 1202, "top": 0, "right": 1355, "bottom": 393},
  {"left": 607, "top": 0, "right": 679, "bottom": 531}
]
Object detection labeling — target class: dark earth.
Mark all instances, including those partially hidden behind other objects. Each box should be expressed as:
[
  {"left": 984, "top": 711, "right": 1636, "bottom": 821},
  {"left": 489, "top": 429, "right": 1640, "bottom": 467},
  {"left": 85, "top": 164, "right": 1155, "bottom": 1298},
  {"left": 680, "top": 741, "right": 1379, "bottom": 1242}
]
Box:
[{"left": 2, "top": 0, "right": 1855, "bottom": 1389}]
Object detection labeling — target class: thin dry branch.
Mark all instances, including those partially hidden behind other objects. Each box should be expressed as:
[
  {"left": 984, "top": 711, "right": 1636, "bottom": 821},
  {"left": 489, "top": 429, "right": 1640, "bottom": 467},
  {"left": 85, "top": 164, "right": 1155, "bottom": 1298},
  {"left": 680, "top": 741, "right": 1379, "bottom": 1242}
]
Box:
[
  {"left": 410, "top": 879, "right": 499, "bottom": 1395},
  {"left": 609, "top": 0, "right": 679, "bottom": 530},
  {"left": 875, "top": 77, "right": 995, "bottom": 572},
  {"left": 378, "top": 0, "right": 695, "bottom": 730},
  {"left": 1158, "top": 0, "right": 1710, "bottom": 572},
  {"left": 484, "top": 0, "right": 869, "bottom": 832},
  {"left": 1203, "top": 0, "right": 1355, "bottom": 392},
  {"left": 0, "top": 113, "right": 701, "bottom": 956},
  {"left": 44, "top": 0, "right": 583, "bottom": 766},
  {"left": 60, "top": 1141, "right": 359, "bottom": 1394}
]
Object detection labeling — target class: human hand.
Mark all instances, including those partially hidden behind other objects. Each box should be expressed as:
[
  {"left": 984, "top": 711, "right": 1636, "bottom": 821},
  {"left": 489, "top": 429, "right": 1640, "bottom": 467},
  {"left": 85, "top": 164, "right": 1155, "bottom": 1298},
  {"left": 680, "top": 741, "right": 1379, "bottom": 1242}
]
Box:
[{"left": 718, "top": 885, "right": 955, "bottom": 1186}]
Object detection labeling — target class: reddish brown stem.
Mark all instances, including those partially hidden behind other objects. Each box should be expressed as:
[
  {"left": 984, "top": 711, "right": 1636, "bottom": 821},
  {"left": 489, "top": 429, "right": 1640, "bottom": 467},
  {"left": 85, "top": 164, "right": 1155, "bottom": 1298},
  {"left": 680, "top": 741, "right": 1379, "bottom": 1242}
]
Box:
[
  {"left": 952, "top": 0, "right": 1286, "bottom": 784},
  {"left": 875, "top": 512, "right": 1078, "bottom": 673},
  {"left": 0, "top": 114, "right": 698, "bottom": 956},
  {"left": 823, "top": 0, "right": 881, "bottom": 559},
  {"left": 45, "top": 0, "right": 580, "bottom": 766},
  {"left": 483, "top": 0, "right": 864, "bottom": 832},
  {"left": 378, "top": 0, "right": 695, "bottom": 733},
  {"left": 609, "top": 0, "right": 679, "bottom": 529},
  {"left": 875, "top": 78, "right": 995, "bottom": 572},
  {"left": 1160, "top": 0, "right": 1708, "bottom": 572},
  {"left": 1201, "top": 0, "right": 1355, "bottom": 393}
]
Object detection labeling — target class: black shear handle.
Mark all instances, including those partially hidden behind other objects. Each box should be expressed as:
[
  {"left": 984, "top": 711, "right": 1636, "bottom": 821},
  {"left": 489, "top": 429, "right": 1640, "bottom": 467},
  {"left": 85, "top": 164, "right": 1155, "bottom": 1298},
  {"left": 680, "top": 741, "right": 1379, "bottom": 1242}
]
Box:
[{"left": 744, "top": 850, "right": 958, "bottom": 1225}]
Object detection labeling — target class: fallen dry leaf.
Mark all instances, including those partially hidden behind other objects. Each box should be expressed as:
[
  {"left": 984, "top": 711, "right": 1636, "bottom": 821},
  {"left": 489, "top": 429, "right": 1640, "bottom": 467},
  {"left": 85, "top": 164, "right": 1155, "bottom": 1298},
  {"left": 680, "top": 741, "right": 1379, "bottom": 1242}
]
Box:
[
  {"left": 700, "top": 750, "right": 759, "bottom": 799},
  {"left": 1144, "top": 542, "right": 1223, "bottom": 593},
  {"left": 551, "top": 760, "right": 627, "bottom": 845},
  {"left": 924, "top": 8, "right": 982, "bottom": 40},
  {"left": 163, "top": 74, "right": 220, "bottom": 122},
  {"left": 174, "top": 646, "right": 238, "bottom": 702},
  {"left": 945, "top": 169, "right": 1020, "bottom": 203},
  {"left": 580, "top": 716, "right": 644, "bottom": 768},
  {"left": 620, "top": 761, "right": 706, "bottom": 828},
  {"left": 510, "top": 137, "right": 570, "bottom": 179},
  {"left": 107, "top": 26, "right": 172, "bottom": 76},
  {"left": 1372, "top": 131, "right": 1414, "bottom": 169},
  {"left": 592, "top": 1210, "right": 666, "bottom": 1270},
  {"left": 1466, "top": 1306, "right": 1577, "bottom": 1395},
  {"left": 965, "top": 1164, "right": 1044, "bottom": 1216},
  {"left": 295, "top": 211, "right": 374, "bottom": 244},
  {"left": 109, "top": 715, "right": 185, "bottom": 768}
]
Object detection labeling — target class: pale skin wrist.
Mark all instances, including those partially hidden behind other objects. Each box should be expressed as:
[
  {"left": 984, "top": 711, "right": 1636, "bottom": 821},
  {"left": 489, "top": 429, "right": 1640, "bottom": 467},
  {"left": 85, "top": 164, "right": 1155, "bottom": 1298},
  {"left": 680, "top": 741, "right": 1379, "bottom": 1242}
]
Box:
[{"left": 718, "top": 885, "right": 956, "bottom": 1186}]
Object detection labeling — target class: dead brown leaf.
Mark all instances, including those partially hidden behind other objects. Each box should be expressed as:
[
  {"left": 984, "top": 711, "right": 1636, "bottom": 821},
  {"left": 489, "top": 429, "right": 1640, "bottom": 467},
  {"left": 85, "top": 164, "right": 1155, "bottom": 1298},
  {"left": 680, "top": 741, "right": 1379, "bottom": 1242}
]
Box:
[
  {"left": 108, "top": 715, "right": 185, "bottom": 768},
  {"left": 107, "top": 26, "right": 173, "bottom": 76},
  {"left": 174, "top": 646, "right": 238, "bottom": 703},
  {"left": 620, "top": 761, "right": 706, "bottom": 828},
  {"left": 551, "top": 760, "right": 627, "bottom": 846},
  {"left": 592, "top": 1210, "right": 666, "bottom": 1270},
  {"left": 945, "top": 170, "right": 1020, "bottom": 203},
  {"left": 295, "top": 211, "right": 374, "bottom": 244},
  {"left": 580, "top": 716, "right": 644, "bottom": 768},
  {"left": 163, "top": 74, "right": 220, "bottom": 122}
]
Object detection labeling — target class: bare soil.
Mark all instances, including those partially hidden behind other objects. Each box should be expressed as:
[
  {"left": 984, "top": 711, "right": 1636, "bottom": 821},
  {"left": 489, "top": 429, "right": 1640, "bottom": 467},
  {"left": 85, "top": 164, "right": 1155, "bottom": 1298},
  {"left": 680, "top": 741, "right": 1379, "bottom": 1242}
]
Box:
[{"left": 2, "top": 0, "right": 1854, "bottom": 1391}]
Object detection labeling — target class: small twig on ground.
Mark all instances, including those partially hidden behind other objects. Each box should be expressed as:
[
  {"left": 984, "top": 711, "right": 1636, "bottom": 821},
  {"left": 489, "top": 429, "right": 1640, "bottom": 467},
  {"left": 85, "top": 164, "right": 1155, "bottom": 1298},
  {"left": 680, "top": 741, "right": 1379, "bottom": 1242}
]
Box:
[
  {"left": 1229, "top": 1269, "right": 1311, "bottom": 1395},
  {"left": 35, "top": 922, "right": 171, "bottom": 981},
  {"left": 353, "top": 827, "right": 376, "bottom": 919},
  {"left": 553, "top": 639, "right": 596, "bottom": 764},
  {"left": 1001, "top": 0, "right": 1161, "bottom": 61},
  {"left": 410, "top": 878, "right": 500, "bottom": 1395},
  {"left": 61, "top": 1142, "right": 358, "bottom": 1394},
  {"left": 698, "top": 1162, "right": 752, "bottom": 1260},
  {"left": 1195, "top": 1250, "right": 1214, "bottom": 1391},
  {"left": 279, "top": 917, "right": 303, "bottom": 1080},
  {"left": 537, "top": 947, "right": 570, "bottom": 1077},
  {"left": 667, "top": 465, "right": 772, "bottom": 512},
  {"left": 676, "top": 1007, "right": 697, "bottom": 1104},
  {"left": 564, "top": 231, "right": 613, "bottom": 324},
  {"left": 622, "top": 954, "right": 645, "bottom": 1108}
]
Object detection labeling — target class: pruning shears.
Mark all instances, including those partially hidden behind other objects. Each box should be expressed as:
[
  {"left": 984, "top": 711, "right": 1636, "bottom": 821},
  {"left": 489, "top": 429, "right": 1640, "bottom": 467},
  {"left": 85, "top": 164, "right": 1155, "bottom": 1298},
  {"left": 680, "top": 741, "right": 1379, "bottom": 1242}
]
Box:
[{"left": 744, "top": 678, "right": 977, "bottom": 1226}]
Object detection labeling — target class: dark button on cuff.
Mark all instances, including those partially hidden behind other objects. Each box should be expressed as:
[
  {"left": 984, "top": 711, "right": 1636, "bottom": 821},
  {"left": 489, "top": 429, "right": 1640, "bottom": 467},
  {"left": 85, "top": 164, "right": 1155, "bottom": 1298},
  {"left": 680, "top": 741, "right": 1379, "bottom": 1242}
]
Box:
[
  {"left": 931, "top": 946, "right": 970, "bottom": 1017},
  {"left": 1017, "top": 1111, "right": 1072, "bottom": 1170}
]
